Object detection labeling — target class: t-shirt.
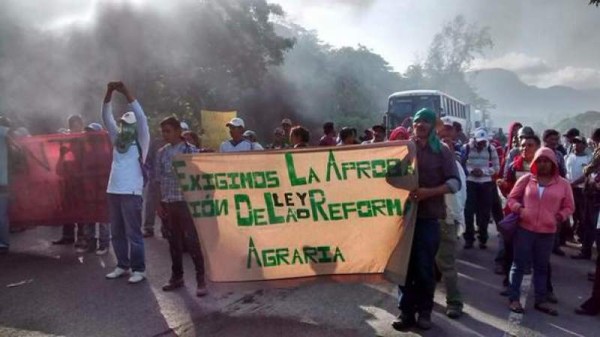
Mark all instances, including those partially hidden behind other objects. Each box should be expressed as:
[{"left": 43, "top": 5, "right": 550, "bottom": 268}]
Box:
[
  {"left": 102, "top": 100, "right": 150, "bottom": 196},
  {"left": 219, "top": 139, "right": 258, "bottom": 153},
  {"left": 538, "top": 184, "right": 546, "bottom": 199},
  {"left": 566, "top": 153, "right": 592, "bottom": 188}
]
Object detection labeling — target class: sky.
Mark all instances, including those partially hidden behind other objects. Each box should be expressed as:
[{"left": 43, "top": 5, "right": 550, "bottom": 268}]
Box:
[{"left": 274, "top": 0, "right": 600, "bottom": 90}]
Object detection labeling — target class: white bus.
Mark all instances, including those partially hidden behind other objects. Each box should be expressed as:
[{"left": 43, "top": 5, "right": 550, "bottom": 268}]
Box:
[{"left": 384, "top": 90, "right": 471, "bottom": 136}]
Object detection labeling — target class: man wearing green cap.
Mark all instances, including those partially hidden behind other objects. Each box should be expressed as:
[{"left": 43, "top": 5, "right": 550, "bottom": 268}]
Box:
[{"left": 392, "top": 108, "right": 461, "bottom": 331}]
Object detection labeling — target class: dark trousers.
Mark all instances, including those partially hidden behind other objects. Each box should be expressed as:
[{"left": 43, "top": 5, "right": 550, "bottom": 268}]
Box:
[
  {"left": 61, "top": 223, "right": 84, "bottom": 240},
  {"left": 581, "top": 230, "right": 600, "bottom": 312},
  {"left": 108, "top": 194, "right": 145, "bottom": 272},
  {"left": 164, "top": 201, "right": 205, "bottom": 284},
  {"left": 582, "top": 196, "right": 600, "bottom": 257},
  {"left": 572, "top": 188, "right": 585, "bottom": 240},
  {"left": 398, "top": 218, "right": 440, "bottom": 315},
  {"left": 464, "top": 181, "right": 494, "bottom": 244},
  {"left": 491, "top": 185, "right": 504, "bottom": 225}
]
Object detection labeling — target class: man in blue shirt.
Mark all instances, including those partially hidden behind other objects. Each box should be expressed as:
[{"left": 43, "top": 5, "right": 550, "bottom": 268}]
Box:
[{"left": 102, "top": 82, "right": 150, "bottom": 284}]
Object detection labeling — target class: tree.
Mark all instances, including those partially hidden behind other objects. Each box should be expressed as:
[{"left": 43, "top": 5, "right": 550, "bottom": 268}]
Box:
[{"left": 420, "top": 15, "right": 494, "bottom": 112}]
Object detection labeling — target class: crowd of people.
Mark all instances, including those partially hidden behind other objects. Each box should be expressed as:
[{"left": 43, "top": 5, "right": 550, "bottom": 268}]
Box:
[{"left": 0, "top": 82, "right": 599, "bottom": 331}]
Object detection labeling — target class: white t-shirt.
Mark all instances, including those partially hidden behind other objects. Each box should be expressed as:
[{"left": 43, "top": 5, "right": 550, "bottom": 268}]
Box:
[
  {"left": 565, "top": 153, "right": 592, "bottom": 188},
  {"left": 219, "top": 139, "right": 257, "bottom": 153},
  {"left": 538, "top": 184, "right": 545, "bottom": 199}
]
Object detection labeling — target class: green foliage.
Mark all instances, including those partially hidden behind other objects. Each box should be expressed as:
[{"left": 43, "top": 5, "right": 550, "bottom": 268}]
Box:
[{"left": 554, "top": 111, "right": 600, "bottom": 137}]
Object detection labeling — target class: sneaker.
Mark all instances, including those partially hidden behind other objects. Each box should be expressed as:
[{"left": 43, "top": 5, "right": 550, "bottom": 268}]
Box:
[
  {"left": 75, "top": 244, "right": 89, "bottom": 254},
  {"left": 391, "top": 313, "right": 416, "bottom": 331},
  {"left": 96, "top": 247, "right": 109, "bottom": 256},
  {"left": 446, "top": 305, "right": 463, "bottom": 319},
  {"left": 196, "top": 284, "right": 208, "bottom": 297},
  {"left": 128, "top": 271, "right": 146, "bottom": 284},
  {"left": 416, "top": 312, "right": 433, "bottom": 330},
  {"left": 52, "top": 237, "right": 75, "bottom": 245},
  {"left": 106, "top": 267, "right": 129, "bottom": 279},
  {"left": 162, "top": 278, "right": 184, "bottom": 291}
]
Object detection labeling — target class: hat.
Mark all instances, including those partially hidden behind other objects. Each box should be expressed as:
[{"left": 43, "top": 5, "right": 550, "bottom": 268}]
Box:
[
  {"left": 563, "top": 128, "right": 580, "bottom": 138},
  {"left": 389, "top": 126, "right": 410, "bottom": 141},
  {"left": 281, "top": 118, "right": 292, "bottom": 126},
  {"left": 372, "top": 124, "right": 386, "bottom": 132},
  {"left": 84, "top": 123, "right": 103, "bottom": 132},
  {"left": 120, "top": 111, "right": 136, "bottom": 125},
  {"left": 180, "top": 121, "right": 190, "bottom": 131},
  {"left": 440, "top": 116, "right": 453, "bottom": 127},
  {"left": 518, "top": 126, "right": 535, "bottom": 138},
  {"left": 226, "top": 117, "right": 245, "bottom": 128},
  {"left": 474, "top": 129, "right": 488, "bottom": 142},
  {"left": 573, "top": 135, "right": 586, "bottom": 143},
  {"left": 243, "top": 130, "right": 256, "bottom": 138},
  {"left": 273, "top": 127, "right": 285, "bottom": 135}
]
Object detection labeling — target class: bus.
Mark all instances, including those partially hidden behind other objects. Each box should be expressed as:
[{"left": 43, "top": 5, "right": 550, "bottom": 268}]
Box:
[{"left": 384, "top": 90, "right": 471, "bottom": 136}]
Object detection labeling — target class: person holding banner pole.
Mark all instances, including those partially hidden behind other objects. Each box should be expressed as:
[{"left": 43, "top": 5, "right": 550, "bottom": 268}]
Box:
[
  {"left": 155, "top": 116, "right": 207, "bottom": 297},
  {"left": 102, "top": 81, "right": 150, "bottom": 284},
  {"left": 392, "top": 108, "right": 461, "bottom": 331}
]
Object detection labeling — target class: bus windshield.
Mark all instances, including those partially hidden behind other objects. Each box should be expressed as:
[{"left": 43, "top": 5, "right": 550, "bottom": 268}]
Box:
[{"left": 388, "top": 95, "right": 440, "bottom": 128}]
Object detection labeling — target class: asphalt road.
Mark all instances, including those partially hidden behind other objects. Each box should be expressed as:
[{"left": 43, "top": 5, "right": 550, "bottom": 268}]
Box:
[{"left": 0, "top": 225, "right": 598, "bottom": 337}]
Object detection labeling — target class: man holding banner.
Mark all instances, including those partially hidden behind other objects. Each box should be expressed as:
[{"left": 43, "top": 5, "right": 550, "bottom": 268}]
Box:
[
  {"left": 155, "top": 116, "right": 207, "bottom": 296},
  {"left": 392, "top": 109, "right": 461, "bottom": 331},
  {"left": 102, "top": 81, "right": 150, "bottom": 284}
]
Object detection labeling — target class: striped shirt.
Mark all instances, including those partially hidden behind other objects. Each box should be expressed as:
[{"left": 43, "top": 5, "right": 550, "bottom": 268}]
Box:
[{"left": 463, "top": 143, "right": 500, "bottom": 183}]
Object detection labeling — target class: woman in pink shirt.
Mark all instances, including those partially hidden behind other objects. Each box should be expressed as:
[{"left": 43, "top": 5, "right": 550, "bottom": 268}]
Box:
[{"left": 507, "top": 147, "right": 574, "bottom": 315}]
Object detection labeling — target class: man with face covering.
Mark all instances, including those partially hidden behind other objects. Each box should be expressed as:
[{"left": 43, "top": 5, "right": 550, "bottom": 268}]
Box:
[
  {"left": 392, "top": 108, "right": 461, "bottom": 331},
  {"left": 102, "top": 82, "right": 150, "bottom": 284}
]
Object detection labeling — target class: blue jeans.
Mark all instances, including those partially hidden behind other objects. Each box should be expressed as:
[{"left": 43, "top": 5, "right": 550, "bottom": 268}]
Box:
[
  {"left": 108, "top": 194, "right": 145, "bottom": 272},
  {"left": 0, "top": 194, "right": 8, "bottom": 248},
  {"left": 398, "top": 218, "right": 440, "bottom": 315},
  {"left": 509, "top": 227, "right": 554, "bottom": 303}
]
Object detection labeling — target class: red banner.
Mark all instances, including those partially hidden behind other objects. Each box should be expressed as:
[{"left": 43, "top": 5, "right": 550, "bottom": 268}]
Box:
[{"left": 9, "top": 132, "right": 112, "bottom": 228}]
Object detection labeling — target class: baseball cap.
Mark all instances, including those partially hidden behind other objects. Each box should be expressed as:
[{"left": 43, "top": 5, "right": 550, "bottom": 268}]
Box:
[
  {"left": 120, "top": 111, "right": 136, "bottom": 125},
  {"left": 440, "top": 116, "right": 453, "bottom": 127},
  {"left": 563, "top": 128, "right": 580, "bottom": 138},
  {"left": 281, "top": 118, "right": 292, "bottom": 126},
  {"left": 474, "top": 129, "right": 488, "bottom": 142},
  {"left": 573, "top": 135, "right": 586, "bottom": 143},
  {"left": 226, "top": 117, "right": 245, "bottom": 128},
  {"left": 243, "top": 130, "right": 256, "bottom": 138},
  {"left": 84, "top": 123, "right": 103, "bottom": 132}
]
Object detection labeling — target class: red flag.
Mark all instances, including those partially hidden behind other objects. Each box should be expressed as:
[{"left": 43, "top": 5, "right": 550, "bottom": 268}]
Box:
[{"left": 9, "top": 132, "right": 112, "bottom": 228}]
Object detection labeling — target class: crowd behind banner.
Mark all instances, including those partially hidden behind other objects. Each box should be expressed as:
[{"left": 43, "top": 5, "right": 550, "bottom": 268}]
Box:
[{"left": 0, "top": 82, "right": 599, "bottom": 331}]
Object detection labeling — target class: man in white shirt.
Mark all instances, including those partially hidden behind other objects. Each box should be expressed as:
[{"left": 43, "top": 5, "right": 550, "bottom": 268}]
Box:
[
  {"left": 242, "top": 130, "right": 265, "bottom": 150},
  {"left": 566, "top": 136, "right": 593, "bottom": 247},
  {"left": 219, "top": 118, "right": 259, "bottom": 153},
  {"left": 102, "top": 82, "right": 150, "bottom": 284}
]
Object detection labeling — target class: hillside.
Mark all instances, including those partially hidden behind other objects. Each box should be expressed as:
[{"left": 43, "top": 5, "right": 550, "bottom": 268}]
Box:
[
  {"left": 468, "top": 68, "right": 600, "bottom": 131},
  {"left": 554, "top": 111, "right": 600, "bottom": 136}
]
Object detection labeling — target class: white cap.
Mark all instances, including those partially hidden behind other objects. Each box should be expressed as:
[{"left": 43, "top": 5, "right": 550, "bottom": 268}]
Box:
[
  {"left": 180, "top": 121, "right": 190, "bottom": 131},
  {"left": 281, "top": 118, "right": 292, "bottom": 126},
  {"left": 120, "top": 111, "right": 136, "bottom": 124},
  {"left": 440, "top": 116, "right": 453, "bottom": 127},
  {"left": 85, "top": 123, "right": 103, "bottom": 132},
  {"left": 226, "top": 117, "right": 245, "bottom": 128},
  {"left": 474, "top": 129, "right": 488, "bottom": 142},
  {"left": 243, "top": 130, "right": 256, "bottom": 137}
]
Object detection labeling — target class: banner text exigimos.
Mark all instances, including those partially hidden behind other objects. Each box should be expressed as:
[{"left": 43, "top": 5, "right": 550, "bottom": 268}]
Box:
[{"left": 174, "top": 142, "right": 418, "bottom": 284}]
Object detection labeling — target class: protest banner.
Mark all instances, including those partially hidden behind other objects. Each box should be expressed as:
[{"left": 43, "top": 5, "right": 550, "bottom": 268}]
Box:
[
  {"left": 174, "top": 142, "right": 418, "bottom": 285},
  {"left": 200, "top": 110, "right": 237, "bottom": 151},
  {"left": 9, "top": 132, "right": 112, "bottom": 228}
]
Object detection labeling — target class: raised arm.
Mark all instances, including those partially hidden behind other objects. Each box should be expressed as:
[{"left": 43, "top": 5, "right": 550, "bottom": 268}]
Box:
[
  {"left": 102, "top": 82, "right": 119, "bottom": 144},
  {"left": 115, "top": 82, "right": 150, "bottom": 162}
]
